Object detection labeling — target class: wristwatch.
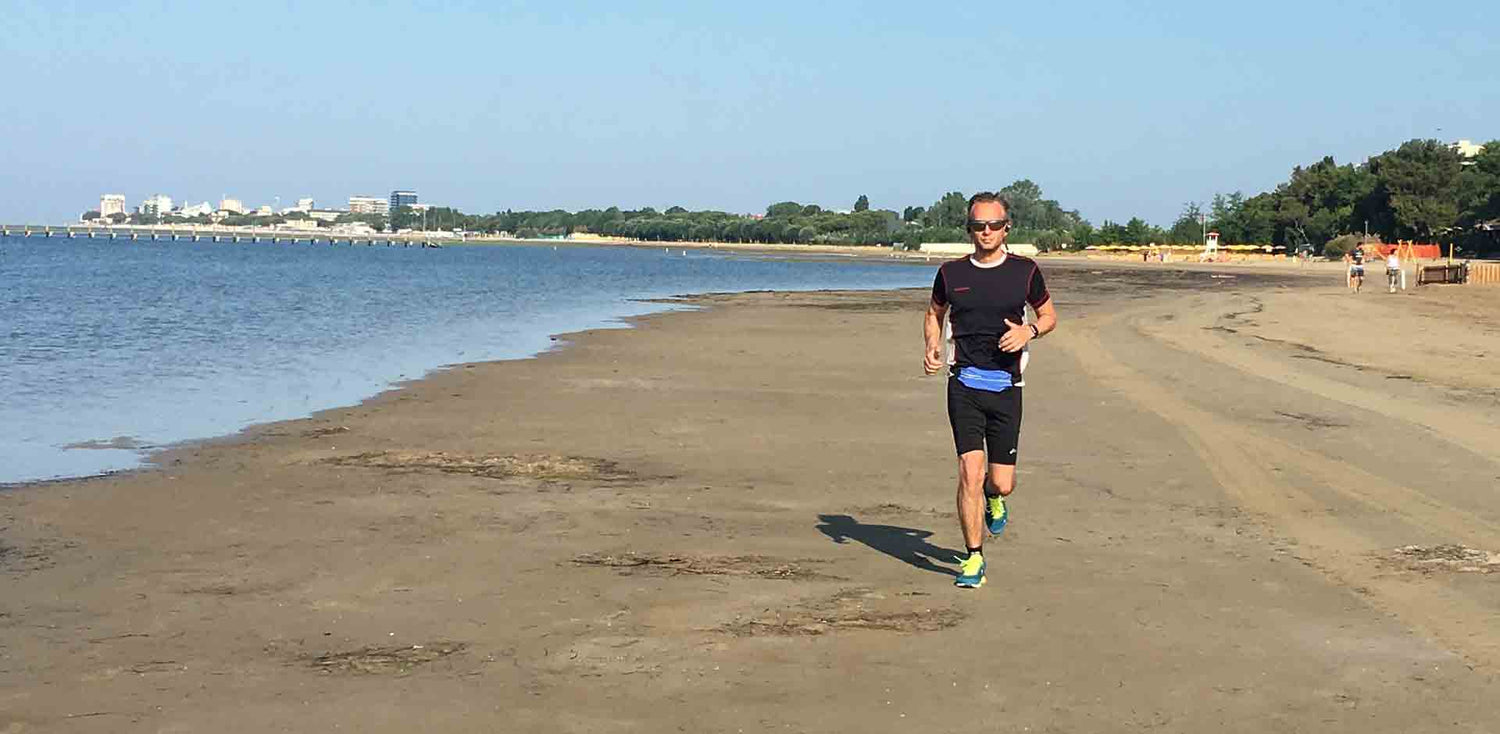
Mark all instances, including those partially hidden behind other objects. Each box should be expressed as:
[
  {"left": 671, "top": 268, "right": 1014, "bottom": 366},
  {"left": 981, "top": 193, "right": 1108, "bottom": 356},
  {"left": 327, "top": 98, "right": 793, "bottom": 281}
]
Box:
[{"left": 1028, "top": 324, "right": 1040, "bottom": 339}]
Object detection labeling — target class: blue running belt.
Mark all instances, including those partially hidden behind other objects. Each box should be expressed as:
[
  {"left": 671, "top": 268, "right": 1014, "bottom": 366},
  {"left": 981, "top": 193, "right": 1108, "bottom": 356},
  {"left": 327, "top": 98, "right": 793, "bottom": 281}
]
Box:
[{"left": 956, "top": 366, "right": 1013, "bottom": 393}]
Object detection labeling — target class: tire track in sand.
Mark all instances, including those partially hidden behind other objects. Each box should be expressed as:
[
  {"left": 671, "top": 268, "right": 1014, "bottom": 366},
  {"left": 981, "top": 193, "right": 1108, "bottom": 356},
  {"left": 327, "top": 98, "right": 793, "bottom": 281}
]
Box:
[
  {"left": 1062, "top": 316, "right": 1500, "bottom": 674},
  {"left": 1124, "top": 309, "right": 1500, "bottom": 544},
  {"left": 1136, "top": 293, "right": 1500, "bottom": 465}
]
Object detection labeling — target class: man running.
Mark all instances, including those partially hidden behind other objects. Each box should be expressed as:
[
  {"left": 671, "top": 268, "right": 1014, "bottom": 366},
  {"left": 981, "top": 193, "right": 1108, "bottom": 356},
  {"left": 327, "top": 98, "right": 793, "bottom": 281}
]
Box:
[{"left": 923, "top": 192, "right": 1059, "bottom": 589}]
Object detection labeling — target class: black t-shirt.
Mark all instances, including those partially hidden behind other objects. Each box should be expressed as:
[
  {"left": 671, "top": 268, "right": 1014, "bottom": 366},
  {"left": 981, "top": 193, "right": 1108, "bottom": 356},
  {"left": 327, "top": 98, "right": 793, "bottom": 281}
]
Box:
[
  {"left": 931, "top": 255, "right": 1051, "bottom": 376},
  {"left": 1351, "top": 249, "right": 1365, "bottom": 266}
]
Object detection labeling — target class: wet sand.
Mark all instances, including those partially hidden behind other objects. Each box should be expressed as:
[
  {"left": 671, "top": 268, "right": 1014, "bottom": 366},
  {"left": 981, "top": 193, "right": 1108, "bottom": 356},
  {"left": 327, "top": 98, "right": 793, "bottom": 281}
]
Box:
[{"left": 3, "top": 260, "right": 1499, "bottom": 732}]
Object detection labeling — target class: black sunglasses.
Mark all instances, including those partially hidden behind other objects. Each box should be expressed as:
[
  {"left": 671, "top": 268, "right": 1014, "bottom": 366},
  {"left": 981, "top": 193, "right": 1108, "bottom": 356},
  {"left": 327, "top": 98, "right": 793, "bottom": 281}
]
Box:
[{"left": 966, "top": 218, "right": 1011, "bottom": 232}]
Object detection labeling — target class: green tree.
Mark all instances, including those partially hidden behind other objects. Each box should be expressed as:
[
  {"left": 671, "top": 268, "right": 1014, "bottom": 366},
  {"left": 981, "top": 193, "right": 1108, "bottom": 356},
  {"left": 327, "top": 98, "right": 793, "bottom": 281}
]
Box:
[
  {"left": 1169, "top": 202, "right": 1205, "bottom": 245},
  {"left": 1367, "top": 139, "right": 1464, "bottom": 239},
  {"left": 1456, "top": 141, "right": 1500, "bottom": 253},
  {"left": 922, "top": 192, "right": 968, "bottom": 228},
  {"left": 998, "top": 179, "right": 1042, "bottom": 227},
  {"left": 1070, "top": 222, "right": 1096, "bottom": 247},
  {"left": 766, "top": 201, "right": 803, "bottom": 218},
  {"left": 854, "top": 194, "right": 870, "bottom": 212},
  {"left": 1123, "top": 217, "right": 1153, "bottom": 245},
  {"left": 1097, "top": 220, "right": 1127, "bottom": 243},
  {"left": 80, "top": 210, "right": 101, "bottom": 221}
]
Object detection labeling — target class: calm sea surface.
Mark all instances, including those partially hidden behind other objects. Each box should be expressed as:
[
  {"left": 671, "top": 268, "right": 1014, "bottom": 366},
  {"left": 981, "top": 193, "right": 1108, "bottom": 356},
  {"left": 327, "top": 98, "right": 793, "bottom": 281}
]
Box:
[{"left": 0, "top": 237, "right": 932, "bottom": 485}]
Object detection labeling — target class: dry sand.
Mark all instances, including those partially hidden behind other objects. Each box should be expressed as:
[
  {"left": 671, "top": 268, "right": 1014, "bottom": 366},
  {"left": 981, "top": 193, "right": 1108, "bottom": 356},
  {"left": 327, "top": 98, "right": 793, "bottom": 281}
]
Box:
[{"left": 3, "top": 260, "right": 1499, "bottom": 732}]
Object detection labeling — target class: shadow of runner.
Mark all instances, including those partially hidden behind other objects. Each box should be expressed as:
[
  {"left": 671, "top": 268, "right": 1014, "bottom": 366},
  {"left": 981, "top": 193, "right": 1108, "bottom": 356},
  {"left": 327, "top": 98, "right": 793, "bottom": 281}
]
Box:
[{"left": 815, "top": 514, "right": 961, "bottom": 577}]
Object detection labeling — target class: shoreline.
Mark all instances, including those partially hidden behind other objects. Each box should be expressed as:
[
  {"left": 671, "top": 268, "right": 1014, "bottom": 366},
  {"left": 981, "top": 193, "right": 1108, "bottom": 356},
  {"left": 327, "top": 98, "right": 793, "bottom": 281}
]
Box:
[
  {"left": 0, "top": 250, "right": 1434, "bottom": 491},
  {"left": 3, "top": 250, "right": 1335, "bottom": 491},
  {"left": 1, "top": 277, "right": 935, "bottom": 492}
]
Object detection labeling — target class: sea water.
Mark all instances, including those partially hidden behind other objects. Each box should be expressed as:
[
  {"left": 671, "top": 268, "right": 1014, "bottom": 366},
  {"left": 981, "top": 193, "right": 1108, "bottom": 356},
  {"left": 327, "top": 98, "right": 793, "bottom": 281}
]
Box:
[{"left": 0, "top": 237, "right": 932, "bottom": 484}]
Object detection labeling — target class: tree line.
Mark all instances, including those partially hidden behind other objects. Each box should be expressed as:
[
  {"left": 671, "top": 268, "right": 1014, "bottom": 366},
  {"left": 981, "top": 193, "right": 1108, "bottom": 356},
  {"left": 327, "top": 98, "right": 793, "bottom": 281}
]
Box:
[
  {"left": 1148, "top": 138, "right": 1499, "bottom": 255},
  {"left": 93, "top": 137, "right": 1499, "bottom": 255},
  {"left": 416, "top": 179, "right": 1096, "bottom": 251},
  {"left": 386, "top": 139, "right": 1496, "bottom": 255}
]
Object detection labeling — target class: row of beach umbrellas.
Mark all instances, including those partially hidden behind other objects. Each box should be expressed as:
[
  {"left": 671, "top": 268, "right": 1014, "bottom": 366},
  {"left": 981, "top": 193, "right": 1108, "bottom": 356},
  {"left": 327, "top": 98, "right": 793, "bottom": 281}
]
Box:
[{"left": 1088, "top": 244, "right": 1286, "bottom": 252}]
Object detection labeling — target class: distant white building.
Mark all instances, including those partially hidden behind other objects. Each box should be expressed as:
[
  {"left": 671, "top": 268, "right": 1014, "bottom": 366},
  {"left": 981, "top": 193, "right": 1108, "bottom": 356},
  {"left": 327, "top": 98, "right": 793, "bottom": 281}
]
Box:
[
  {"left": 307, "top": 209, "right": 343, "bottom": 223},
  {"left": 255, "top": 205, "right": 273, "bottom": 216},
  {"left": 180, "top": 201, "right": 214, "bottom": 217},
  {"left": 1452, "top": 139, "right": 1485, "bottom": 158},
  {"left": 348, "top": 196, "right": 390, "bottom": 215},
  {"left": 333, "top": 222, "right": 378, "bottom": 235},
  {"left": 100, "top": 194, "right": 126, "bottom": 217},
  {"left": 219, "top": 198, "right": 245, "bottom": 215},
  {"left": 140, "top": 194, "right": 173, "bottom": 216},
  {"left": 289, "top": 197, "right": 315, "bottom": 212}
]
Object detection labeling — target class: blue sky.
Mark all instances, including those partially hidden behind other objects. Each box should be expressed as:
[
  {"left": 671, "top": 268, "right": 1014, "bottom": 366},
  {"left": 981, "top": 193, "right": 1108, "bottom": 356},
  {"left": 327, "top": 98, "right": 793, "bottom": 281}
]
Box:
[{"left": 2, "top": 0, "right": 1494, "bottom": 225}]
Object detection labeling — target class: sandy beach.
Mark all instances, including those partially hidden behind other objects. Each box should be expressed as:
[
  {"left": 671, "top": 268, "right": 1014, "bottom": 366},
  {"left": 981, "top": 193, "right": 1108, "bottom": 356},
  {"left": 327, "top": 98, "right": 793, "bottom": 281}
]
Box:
[{"left": 3, "top": 259, "right": 1499, "bottom": 732}]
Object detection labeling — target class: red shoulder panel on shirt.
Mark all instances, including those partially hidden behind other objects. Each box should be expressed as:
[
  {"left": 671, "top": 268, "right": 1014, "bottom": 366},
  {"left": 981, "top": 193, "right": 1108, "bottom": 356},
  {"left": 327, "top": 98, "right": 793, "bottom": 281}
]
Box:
[{"left": 1025, "top": 260, "right": 1052, "bottom": 308}]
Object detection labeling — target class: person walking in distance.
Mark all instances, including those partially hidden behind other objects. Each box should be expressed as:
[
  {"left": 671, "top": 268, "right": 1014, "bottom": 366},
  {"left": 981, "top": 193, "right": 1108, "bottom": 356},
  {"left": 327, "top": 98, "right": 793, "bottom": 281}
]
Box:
[{"left": 923, "top": 192, "right": 1059, "bottom": 588}]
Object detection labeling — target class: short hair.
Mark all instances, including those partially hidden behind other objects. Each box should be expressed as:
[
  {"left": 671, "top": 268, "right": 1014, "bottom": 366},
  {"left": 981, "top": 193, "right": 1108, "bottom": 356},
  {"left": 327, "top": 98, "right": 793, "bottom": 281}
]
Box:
[{"left": 967, "top": 192, "right": 1012, "bottom": 220}]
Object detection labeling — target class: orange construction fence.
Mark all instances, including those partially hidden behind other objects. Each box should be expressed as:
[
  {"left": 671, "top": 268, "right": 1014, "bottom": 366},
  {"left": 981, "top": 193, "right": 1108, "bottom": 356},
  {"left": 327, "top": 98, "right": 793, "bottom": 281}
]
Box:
[{"left": 1370, "top": 242, "right": 1443, "bottom": 259}]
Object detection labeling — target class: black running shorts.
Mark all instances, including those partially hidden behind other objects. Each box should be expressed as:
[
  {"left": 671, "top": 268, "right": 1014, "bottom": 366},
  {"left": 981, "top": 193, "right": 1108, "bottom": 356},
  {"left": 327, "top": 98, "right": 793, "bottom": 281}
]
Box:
[{"left": 947, "top": 378, "right": 1023, "bottom": 462}]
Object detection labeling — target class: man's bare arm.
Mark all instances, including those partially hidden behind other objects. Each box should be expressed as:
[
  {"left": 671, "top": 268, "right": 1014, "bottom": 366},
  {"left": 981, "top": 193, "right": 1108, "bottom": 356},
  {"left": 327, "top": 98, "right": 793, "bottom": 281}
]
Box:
[
  {"left": 1034, "top": 298, "right": 1058, "bottom": 337},
  {"left": 1001, "top": 299, "right": 1058, "bottom": 353},
  {"left": 923, "top": 299, "right": 948, "bottom": 375}
]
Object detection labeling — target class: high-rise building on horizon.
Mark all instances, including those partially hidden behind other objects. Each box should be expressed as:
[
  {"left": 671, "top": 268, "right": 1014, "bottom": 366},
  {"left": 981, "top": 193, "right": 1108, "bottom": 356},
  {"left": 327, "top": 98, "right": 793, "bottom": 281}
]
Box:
[
  {"left": 349, "top": 196, "right": 391, "bottom": 215},
  {"left": 100, "top": 194, "right": 126, "bottom": 217},
  {"left": 219, "top": 197, "right": 245, "bottom": 215},
  {"left": 390, "top": 190, "right": 417, "bottom": 212}
]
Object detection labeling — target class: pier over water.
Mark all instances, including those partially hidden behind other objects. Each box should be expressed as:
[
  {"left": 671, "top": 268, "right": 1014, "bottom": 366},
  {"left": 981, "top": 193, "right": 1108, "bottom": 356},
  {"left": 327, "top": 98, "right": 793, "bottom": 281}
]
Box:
[{"left": 0, "top": 224, "right": 453, "bottom": 248}]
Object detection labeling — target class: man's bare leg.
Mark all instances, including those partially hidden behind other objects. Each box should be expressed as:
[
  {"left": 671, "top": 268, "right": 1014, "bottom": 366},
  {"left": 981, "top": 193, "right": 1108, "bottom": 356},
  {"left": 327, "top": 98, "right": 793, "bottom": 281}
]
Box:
[
  {"left": 987, "top": 463, "right": 1016, "bottom": 497},
  {"left": 956, "top": 450, "right": 988, "bottom": 550}
]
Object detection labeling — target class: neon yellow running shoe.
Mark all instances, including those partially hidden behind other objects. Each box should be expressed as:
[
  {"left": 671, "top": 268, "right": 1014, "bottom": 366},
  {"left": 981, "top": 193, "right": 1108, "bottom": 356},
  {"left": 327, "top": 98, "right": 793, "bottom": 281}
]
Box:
[
  {"left": 985, "top": 495, "right": 1008, "bottom": 536},
  {"left": 954, "top": 553, "right": 985, "bottom": 588}
]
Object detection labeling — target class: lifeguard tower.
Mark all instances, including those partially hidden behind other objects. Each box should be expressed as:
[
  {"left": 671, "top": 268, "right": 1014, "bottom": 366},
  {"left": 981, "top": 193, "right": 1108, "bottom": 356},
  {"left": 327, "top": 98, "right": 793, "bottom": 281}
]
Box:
[{"left": 1200, "top": 231, "right": 1220, "bottom": 261}]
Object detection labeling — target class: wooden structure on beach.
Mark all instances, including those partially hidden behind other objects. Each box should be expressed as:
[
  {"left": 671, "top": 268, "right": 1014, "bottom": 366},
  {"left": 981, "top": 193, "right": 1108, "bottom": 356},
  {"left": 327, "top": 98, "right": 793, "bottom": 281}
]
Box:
[
  {"left": 1467, "top": 262, "right": 1500, "bottom": 285},
  {"left": 1416, "top": 261, "right": 1500, "bottom": 286}
]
